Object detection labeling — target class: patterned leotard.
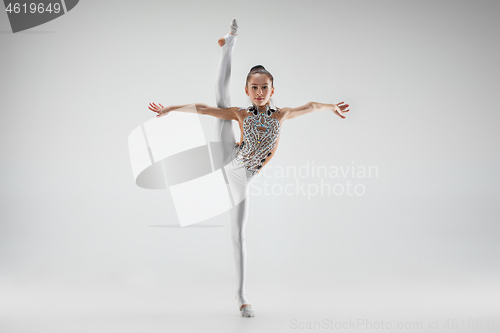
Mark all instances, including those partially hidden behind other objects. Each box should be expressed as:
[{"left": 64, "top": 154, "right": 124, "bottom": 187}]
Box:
[{"left": 228, "top": 104, "right": 281, "bottom": 181}]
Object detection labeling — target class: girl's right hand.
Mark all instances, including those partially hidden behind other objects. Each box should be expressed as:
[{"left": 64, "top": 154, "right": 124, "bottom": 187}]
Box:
[{"left": 148, "top": 103, "right": 169, "bottom": 118}]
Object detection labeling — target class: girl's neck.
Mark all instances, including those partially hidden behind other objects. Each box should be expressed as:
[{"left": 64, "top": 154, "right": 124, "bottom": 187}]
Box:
[{"left": 254, "top": 103, "right": 269, "bottom": 111}]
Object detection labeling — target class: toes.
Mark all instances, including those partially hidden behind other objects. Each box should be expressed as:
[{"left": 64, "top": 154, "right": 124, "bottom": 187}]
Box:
[{"left": 239, "top": 306, "right": 255, "bottom": 317}]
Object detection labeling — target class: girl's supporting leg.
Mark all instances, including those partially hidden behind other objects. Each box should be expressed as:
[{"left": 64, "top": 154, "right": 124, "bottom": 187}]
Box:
[{"left": 229, "top": 184, "right": 254, "bottom": 315}]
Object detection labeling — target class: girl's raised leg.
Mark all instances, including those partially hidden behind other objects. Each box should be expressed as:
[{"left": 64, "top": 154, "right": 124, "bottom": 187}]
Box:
[{"left": 214, "top": 20, "right": 239, "bottom": 167}]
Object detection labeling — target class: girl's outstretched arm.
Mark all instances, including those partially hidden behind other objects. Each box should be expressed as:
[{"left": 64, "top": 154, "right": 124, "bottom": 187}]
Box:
[
  {"left": 281, "top": 101, "right": 350, "bottom": 121},
  {"left": 148, "top": 102, "right": 238, "bottom": 120}
]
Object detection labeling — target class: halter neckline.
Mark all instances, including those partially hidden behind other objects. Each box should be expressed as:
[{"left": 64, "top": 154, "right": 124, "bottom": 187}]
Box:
[{"left": 248, "top": 103, "right": 278, "bottom": 117}]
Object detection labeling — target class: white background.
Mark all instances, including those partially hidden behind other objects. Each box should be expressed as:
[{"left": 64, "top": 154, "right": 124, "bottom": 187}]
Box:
[{"left": 1, "top": 0, "right": 499, "bottom": 332}]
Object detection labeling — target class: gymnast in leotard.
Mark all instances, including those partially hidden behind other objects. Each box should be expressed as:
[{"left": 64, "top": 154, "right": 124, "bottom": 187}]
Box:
[{"left": 148, "top": 18, "right": 350, "bottom": 317}]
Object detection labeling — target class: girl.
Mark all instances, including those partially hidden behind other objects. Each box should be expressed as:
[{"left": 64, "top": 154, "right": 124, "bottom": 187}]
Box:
[{"left": 148, "top": 19, "right": 350, "bottom": 317}]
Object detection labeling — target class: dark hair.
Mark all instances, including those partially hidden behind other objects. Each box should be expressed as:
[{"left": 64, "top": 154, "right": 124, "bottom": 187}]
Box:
[{"left": 246, "top": 65, "right": 274, "bottom": 87}]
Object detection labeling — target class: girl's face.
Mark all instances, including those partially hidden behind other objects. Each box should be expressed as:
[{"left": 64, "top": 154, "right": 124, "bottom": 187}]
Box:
[{"left": 245, "top": 74, "right": 274, "bottom": 107}]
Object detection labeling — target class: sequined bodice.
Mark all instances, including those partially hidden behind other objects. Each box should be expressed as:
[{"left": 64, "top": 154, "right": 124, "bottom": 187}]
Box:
[{"left": 231, "top": 104, "right": 281, "bottom": 176}]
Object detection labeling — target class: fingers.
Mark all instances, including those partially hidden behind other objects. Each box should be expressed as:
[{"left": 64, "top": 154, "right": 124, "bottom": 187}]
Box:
[
  {"left": 148, "top": 102, "right": 162, "bottom": 115},
  {"left": 149, "top": 102, "right": 161, "bottom": 109},
  {"left": 149, "top": 102, "right": 168, "bottom": 119},
  {"left": 334, "top": 103, "right": 349, "bottom": 119},
  {"left": 340, "top": 107, "right": 349, "bottom": 117},
  {"left": 339, "top": 103, "right": 350, "bottom": 112}
]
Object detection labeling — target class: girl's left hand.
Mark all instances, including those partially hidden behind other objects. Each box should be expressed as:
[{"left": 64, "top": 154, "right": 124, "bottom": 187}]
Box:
[{"left": 333, "top": 101, "right": 350, "bottom": 119}]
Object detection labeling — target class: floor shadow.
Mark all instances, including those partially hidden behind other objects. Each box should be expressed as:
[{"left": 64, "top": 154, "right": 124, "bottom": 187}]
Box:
[{"left": 149, "top": 225, "right": 224, "bottom": 228}]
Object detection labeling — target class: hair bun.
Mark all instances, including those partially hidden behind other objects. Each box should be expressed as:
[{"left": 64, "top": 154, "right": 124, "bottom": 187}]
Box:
[{"left": 250, "top": 65, "right": 266, "bottom": 72}]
